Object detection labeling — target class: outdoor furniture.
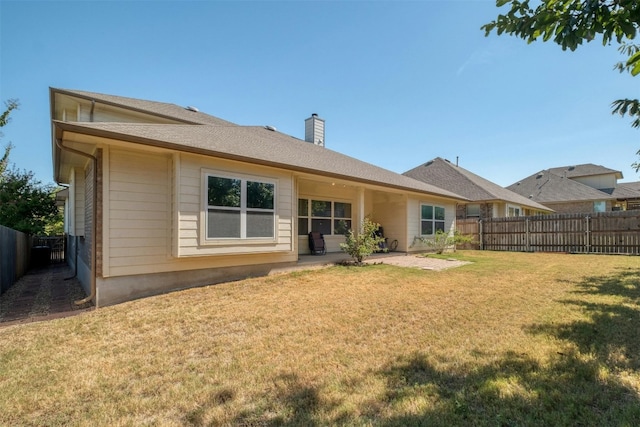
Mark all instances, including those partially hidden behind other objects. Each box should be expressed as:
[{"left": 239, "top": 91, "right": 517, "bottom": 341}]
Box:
[{"left": 308, "top": 231, "right": 326, "bottom": 255}]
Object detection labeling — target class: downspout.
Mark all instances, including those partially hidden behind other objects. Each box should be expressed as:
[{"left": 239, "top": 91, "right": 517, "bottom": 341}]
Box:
[
  {"left": 55, "top": 137, "right": 97, "bottom": 305},
  {"left": 89, "top": 100, "right": 95, "bottom": 122}
]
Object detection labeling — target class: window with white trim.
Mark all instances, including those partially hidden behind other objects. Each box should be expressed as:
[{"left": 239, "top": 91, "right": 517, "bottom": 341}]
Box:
[
  {"left": 420, "top": 204, "right": 445, "bottom": 235},
  {"left": 206, "top": 174, "right": 275, "bottom": 239},
  {"left": 298, "top": 199, "right": 352, "bottom": 235},
  {"left": 507, "top": 205, "right": 521, "bottom": 217}
]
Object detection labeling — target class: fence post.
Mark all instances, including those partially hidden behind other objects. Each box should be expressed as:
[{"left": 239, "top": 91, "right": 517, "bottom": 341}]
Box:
[
  {"left": 479, "top": 219, "right": 484, "bottom": 250},
  {"left": 525, "top": 218, "right": 530, "bottom": 252},
  {"left": 585, "top": 215, "right": 591, "bottom": 253}
]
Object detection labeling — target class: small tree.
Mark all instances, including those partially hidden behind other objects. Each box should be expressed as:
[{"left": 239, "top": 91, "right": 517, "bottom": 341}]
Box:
[
  {"left": 340, "top": 217, "right": 387, "bottom": 265},
  {"left": 414, "top": 230, "right": 474, "bottom": 254}
]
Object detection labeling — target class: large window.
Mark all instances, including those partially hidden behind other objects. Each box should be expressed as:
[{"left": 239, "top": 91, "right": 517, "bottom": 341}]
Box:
[
  {"left": 421, "top": 204, "right": 445, "bottom": 235},
  {"left": 298, "top": 199, "right": 352, "bottom": 236},
  {"left": 206, "top": 174, "right": 275, "bottom": 239}
]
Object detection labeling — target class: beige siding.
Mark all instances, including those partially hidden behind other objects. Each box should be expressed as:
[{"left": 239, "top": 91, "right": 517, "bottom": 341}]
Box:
[
  {"left": 573, "top": 174, "right": 617, "bottom": 190},
  {"left": 177, "top": 153, "right": 294, "bottom": 257},
  {"left": 106, "top": 148, "right": 172, "bottom": 275}
]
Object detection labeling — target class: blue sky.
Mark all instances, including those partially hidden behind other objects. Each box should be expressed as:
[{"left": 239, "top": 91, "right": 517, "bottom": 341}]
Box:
[{"left": 1, "top": 0, "right": 638, "bottom": 187}]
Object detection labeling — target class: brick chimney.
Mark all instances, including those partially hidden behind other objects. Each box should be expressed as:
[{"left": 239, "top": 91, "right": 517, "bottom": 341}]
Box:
[{"left": 304, "top": 113, "right": 325, "bottom": 147}]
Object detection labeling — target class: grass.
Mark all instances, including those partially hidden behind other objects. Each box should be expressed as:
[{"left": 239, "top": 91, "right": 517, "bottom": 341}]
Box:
[{"left": 1, "top": 251, "right": 639, "bottom": 426}]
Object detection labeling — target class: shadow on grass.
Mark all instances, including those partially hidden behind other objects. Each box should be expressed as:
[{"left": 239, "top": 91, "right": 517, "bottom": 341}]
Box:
[
  {"left": 367, "top": 349, "right": 639, "bottom": 426},
  {"left": 530, "top": 267, "right": 640, "bottom": 371},
  {"left": 233, "top": 373, "right": 328, "bottom": 427},
  {"left": 221, "top": 268, "right": 640, "bottom": 426},
  {"left": 372, "top": 266, "right": 640, "bottom": 425}
]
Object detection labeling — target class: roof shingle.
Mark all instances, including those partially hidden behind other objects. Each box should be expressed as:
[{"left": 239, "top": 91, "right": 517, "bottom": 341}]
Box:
[
  {"left": 55, "top": 121, "right": 467, "bottom": 200},
  {"left": 403, "top": 157, "right": 551, "bottom": 211}
]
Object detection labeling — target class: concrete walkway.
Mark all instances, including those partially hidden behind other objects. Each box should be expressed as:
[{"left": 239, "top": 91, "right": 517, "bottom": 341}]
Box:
[{"left": 0, "top": 264, "right": 93, "bottom": 328}]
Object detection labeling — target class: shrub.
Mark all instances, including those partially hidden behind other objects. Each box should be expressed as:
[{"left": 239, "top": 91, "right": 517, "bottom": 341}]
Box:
[{"left": 340, "top": 217, "right": 387, "bottom": 264}]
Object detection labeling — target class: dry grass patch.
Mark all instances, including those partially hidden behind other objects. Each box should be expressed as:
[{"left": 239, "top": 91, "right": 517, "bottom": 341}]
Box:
[{"left": 1, "top": 251, "right": 639, "bottom": 426}]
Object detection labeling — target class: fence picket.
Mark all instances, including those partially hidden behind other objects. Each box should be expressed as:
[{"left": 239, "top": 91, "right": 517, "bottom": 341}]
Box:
[{"left": 457, "top": 211, "right": 640, "bottom": 255}]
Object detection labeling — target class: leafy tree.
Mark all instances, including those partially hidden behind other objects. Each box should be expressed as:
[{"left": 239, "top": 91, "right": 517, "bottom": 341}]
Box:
[
  {"left": 0, "top": 99, "right": 19, "bottom": 177},
  {"left": 0, "top": 98, "right": 62, "bottom": 235},
  {"left": 340, "top": 217, "right": 387, "bottom": 265},
  {"left": 482, "top": 1, "right": 640, "bottom": 168},
  {"left": 0, "top": 168, "right": 60, "bottom": 235}
]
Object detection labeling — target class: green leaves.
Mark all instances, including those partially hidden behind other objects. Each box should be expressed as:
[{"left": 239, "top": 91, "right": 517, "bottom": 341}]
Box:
[
  {"left": 627, "top": 50, "right": 640, "bottom": 76},
  {"left": 484, "top": 0, "right": 639, "bottom": 51},
  {"left": 611, "top": 99, "right": 640, "bottom": 128}
]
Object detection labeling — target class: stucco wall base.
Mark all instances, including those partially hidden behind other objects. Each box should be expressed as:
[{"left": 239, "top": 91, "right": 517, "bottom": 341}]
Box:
[{"left": 95, "top": 261, "right": 298, "bottom": 307}]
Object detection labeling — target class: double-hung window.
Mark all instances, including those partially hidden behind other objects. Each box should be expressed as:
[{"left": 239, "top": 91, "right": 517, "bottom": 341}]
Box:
[
  {"left": 206, "top": 174, "right": 275, "bottom": 240},
  {"left": 420, "top": 204, "right": 445, "bottom": 235}
]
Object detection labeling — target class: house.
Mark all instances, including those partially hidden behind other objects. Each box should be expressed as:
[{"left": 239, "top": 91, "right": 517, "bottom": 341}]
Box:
[
  {"left": 507, "top": 164, "right": 640, "bottom": 213},
  {"left": 403, "top": 157, "right": 552, "bottom": 219},
  {"left": 51, "top": 88, "right": 467, "bottom": 306}
]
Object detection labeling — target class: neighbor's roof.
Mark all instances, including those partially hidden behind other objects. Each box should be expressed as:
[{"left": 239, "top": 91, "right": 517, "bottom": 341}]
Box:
[
  {"left": 54, "top": 121, "right": 468, "bottom": 200},
  {"left": 403, "top": 157, "right": 552, "bottom": 211},
  {"left": 507, "top": 170, "right": 617, "bottom": 203},
  {"left": 600, "top": 181, "right": 640, "bottom": 200},
  {"left": 618, "top": 181, "right": 640, "bottom": 193},
  {"left": 547, "top": 164, "right": 623, "bottom": 180},
  {"left": 50, "top": 88, "right": 237, "bottom": 126}
]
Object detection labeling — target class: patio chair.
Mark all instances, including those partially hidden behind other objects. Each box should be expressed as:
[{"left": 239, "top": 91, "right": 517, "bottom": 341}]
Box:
[{"left": 308, "top": 231, "right": 326, "bottom": 255}]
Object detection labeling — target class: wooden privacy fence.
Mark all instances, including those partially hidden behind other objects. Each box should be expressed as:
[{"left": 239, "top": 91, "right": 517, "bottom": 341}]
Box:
[
  {"left": 457, "top": 211, "right": 640, "bottom": 255},
  {"left": 0, "top": 225, "right": 30, "bottom": 294}
]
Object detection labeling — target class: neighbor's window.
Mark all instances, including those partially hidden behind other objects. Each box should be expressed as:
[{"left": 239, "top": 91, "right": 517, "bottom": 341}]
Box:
[
  {"left": 207, "top": 174, "right": 275, "bottom": 239},
  {"left": 593, "top": 201, "right": 606, "bottom": 212},
  {"left": 466, "top": 204, "right": 480, "bottom": 218},
  {"left": 507, "top": 205, "right": 521, "bottom": 217},
  {"left": 421, "top": 204, "right": 445, "bottom": 235},
  {"left": 298, "top": 199, "right": 352, "bottom": 235}
]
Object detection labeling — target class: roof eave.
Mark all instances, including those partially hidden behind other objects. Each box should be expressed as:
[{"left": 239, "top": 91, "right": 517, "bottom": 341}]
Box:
[{"left": 53, "top": 121, "right": 468, "bottom": 202}]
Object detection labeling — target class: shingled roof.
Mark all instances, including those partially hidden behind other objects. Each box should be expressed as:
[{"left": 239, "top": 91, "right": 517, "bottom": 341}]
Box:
[
  {"left": 547, "top": 163, "right": 623, "bottom": 180},
  {"left": 53, "top": 121, "right": 467, "bottom": 200},
  {"left": 50, "top": 88, "right": 237, "bottom": 126},
  {"left": 403, "top": 157, "right": 551, "bottom": 211},
  {"left": 507, "top": 170, "right": 617, "bottom": 203}
]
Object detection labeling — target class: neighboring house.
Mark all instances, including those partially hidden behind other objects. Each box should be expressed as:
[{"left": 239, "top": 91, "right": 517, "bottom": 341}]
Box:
[
  {"left": 508, "top": 164, "right": 640, "bottom": 214},
  {"left": 617, "top": 181, "right": 640, "bottom": 210},
  {"left": 403, "top": 157, "right": 552, "bottom": 219},
  {"left": 51, "top": 88, "right": 467, "bottom": 306}
]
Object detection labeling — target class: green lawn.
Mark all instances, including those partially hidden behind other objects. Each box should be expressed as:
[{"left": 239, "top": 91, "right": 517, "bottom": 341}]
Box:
[{"left": 1, "top": 251, "right": 639, "bottom": 426}]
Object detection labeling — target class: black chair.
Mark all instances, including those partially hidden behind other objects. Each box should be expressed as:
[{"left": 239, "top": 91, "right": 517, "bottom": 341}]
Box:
[{"left": 308, "top": 231, "right": 326, "bottom": 255}]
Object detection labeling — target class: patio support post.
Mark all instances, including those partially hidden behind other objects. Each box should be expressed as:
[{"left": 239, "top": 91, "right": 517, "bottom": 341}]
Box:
[{"left": 358, "top": 187, "right": 365, "bottom": 233}]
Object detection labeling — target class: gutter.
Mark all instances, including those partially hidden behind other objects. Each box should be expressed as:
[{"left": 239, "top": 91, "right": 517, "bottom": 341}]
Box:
[{"left": 55, "top": 137, "right": 98, "bottom": 306}]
